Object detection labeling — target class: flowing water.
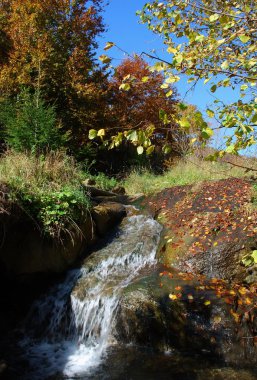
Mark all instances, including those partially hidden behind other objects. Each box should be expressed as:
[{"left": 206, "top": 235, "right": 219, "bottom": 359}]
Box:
[{"left": 19, "top": 214, "right": 162, "bottom": 379}]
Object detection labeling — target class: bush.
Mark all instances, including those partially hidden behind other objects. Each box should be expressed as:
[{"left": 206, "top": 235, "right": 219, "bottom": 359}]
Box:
[
  {"left": 0, "top": 150, "right": 90, "bottom": 239},
  {"left": 0, "top": 89, "right": 67, "bottom": 153}
]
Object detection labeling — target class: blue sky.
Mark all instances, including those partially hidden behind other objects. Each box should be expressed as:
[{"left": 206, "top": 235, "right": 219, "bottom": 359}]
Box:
[{"left": 98, "top": 0, "right": 239, "bottom": 117}]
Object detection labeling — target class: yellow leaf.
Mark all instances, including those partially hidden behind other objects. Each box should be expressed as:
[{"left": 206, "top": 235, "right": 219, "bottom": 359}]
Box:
[
  {"left": 167, "top": 46, "right": 177, "bottom": 54},
  {"left": 141, "top": 76, "right": 149, "bottom": 83},
  {"left": 213, "top": 315, "right": 221, "bottom": 324},
  {"left": 99, "top": 54, "right": 111, "bottom": 64},
  {"left": 97, "top": 129, "right": 105, "bottom": 137},
  {"left": 244, "top": 297, "right": 252, "bottom": 305},
  {"left": 104, "top": 41, "right": 115, "bottom": 51},
  {"left": 239, "top": 287, "right": 247, "bottom": 295}
]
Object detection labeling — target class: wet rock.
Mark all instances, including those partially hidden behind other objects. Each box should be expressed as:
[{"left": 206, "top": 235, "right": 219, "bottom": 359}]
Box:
[
  {"left": 82, "top": 183, "right": 117, "bottom": 197},
  {"left": 0, "top": 211, "right": 96, "bottom": 276},
  {"left": 112, "top": 186, "right": 126, "bottom": 195},
  {"left": 115, "top": 272, "right": 257, "bottom": 366},
  {"left": 178, "top": 241, "right": 248, "bottom": 282},
  {"left": 0, "top": 360, "right": 7, "bottom": 376},
  {"left": 82, "top": 178, "right": 96, "bottom": 186},
  {"left": 92, "top": 195, "right": 129, "bottom": 204},
  {"left": 127, "top": 193, "right": 145, "bottom": 204},
  {"left": 92, "top": 202, "right": 126, "bottom": 236},
  {"left": 90, "top": 346, "right": 257, "bottom": 380}
]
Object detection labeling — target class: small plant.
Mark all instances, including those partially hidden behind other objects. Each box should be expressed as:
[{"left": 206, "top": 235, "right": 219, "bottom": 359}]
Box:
[
  {"left": 242, "top": 250, "right": 257, "bottom": 267},
  {"left": 39, "top": 187, "right": 90, "bottom": 238},
  {"left": 88, "top": 172, "right": 118, "bottom": 191}
]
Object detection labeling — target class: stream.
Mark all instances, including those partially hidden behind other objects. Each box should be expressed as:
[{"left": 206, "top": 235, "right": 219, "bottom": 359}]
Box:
[
  {"left": 7, "top": 212, "right": 257, "bottom": 379},
  {"left": 18, "top": 214, "right": 162, "bottom": 379}
]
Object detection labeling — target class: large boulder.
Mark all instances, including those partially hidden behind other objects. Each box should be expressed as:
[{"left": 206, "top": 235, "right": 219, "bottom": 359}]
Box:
[
  {"left": 0, "top": 210, "right": 96, "bottom": 277},
  {"left": 0, "top": 197, "right": 126, "bottom": 277},
  {"left": 92, "top": 202, "right": 126, "bottom": 236},
  {"left": 114, "top": 271, "right": 257, "bottom": 367}
]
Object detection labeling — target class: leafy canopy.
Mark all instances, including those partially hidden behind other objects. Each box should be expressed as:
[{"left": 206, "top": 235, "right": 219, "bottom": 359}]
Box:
[{"left": 139, "top": 0, "right": 257, "bottom": 156}]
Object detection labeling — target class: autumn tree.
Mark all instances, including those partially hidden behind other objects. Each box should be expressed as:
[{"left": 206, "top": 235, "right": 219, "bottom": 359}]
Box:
[
  {"left": 90, "top": 56, "right": 192, "bottom": 156},
  {"left": 109, "top": 56, "right": 178, "bottom": 134},
  {"left": 0, "top": 0, "right": 107, "bottom": 153},
  {"left": 139, "top": 0, "right": 257, "bottom": 157}
]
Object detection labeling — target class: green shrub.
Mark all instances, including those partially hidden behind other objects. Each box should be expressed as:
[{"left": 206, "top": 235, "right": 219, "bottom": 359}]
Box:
[
  {"left": 0, "top": 150, "right": 90, "bottom": 239},
  {"left": 0, "top": 89, "right": 67, "bottom": 153}
]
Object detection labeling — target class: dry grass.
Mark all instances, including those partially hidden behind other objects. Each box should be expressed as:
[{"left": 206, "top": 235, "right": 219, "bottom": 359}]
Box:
[
  {"left": 0, "top": 150, "right": 84, "bottom": 193},
  {"left": 124, "top": 156, "right": 255, "bottom": 195}
]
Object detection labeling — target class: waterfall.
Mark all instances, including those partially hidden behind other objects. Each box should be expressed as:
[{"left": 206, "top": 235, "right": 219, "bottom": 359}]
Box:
[{"left": 20, "top": 215, "right": 162, "bottom": 379}]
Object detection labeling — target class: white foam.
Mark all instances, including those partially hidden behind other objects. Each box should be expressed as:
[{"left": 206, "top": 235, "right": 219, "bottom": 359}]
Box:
[{"left": 20, "top": 215, "right": 162, "bottom": 379}]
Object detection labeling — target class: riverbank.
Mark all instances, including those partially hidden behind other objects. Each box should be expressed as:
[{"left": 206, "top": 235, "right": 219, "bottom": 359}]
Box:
[{"left": 2, "top": 152, "right": 257, "bottom": 379}]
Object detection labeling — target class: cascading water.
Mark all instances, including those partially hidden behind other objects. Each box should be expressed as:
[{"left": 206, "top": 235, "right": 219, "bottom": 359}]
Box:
[{"left": 19, "top": 214, "right": 162, "bottom": 379}]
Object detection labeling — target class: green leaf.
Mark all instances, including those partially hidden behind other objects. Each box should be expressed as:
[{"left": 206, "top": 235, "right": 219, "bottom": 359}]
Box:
[
  {"left": 159, "top": 109, "right": 169, "bottom": 124},
  {"left": 201, "top": 127, "right": 214, "bottom": 139},
  {"left": 195, "top": 35, "right": 204, "bottom": 42},
  {"left": 166, "top": 89, "right": 173, "bottom": 97},
  {"left": 204, "top": 77, "right": 212, "bottom": 84},
  {"left": 162, "top": 145, "right": 172, "bottom": 154},
  {"left": 166, "top": 75, "right": 180, "bottom": 83},
  {"left": 97, "top": 129, "right": 105, "bottom": 137},
  {"left": 251, "top": 114, "right": 257, "bottom": 124},
  {"left": 225, "top": 145, "right": 235, "bottom": 153},
  {"left": 175, "top": 53, "right": 183, "bottom": 64},
  {"left": 178, "top": 103, "right": 188, "bottom": 110},
  {"left": 119, "top": 83, "right": 131, "bottom": 91},
  {"left": 146, "top": 145, "right": 155, "bottom": 155},
  {"left": 179, "top": 118, "right": 190, "bottom": 129},
  {"left": 239, "top": 35, "right": 250, "bottom": 43},
  {"left": 221, "top": 60, "right": 229, "bottom": 70},
  {"left": 242, "top": 256, "right": 253, "bottom": 267},
  {"left": 141, "top": 76, "right": 149, "bottom": 83},
  {"left": 88, "top": 129, "right": 97, "bottom": 140},
  {"left": 153, "top": 62, "right": 164, "bottom": 72},
  {"left": 251, "top": 250, "right": 257, "bottom": 263},
  {"left": 126, "top": 130, "right": 138, "bottom": 142},
  {"left": 209, "top": 14, "right": 219, "bottom": 22},
  {"left": 210, "top": 85, "right": 217, "bottom": 93},
  {"left": 206, "top": 109, "right": 214, "bottom": 118},
  {"left": 240, "top": 84, "right": 248, "bottom": 91},
  {"left": 137, "top": 146, "right": 144, "bottom": 155}
]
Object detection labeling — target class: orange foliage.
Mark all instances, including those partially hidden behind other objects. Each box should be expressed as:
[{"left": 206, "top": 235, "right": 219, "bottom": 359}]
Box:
[
  {"left": 109, "top": 56, "right": 178, "bottom": 139},
  {"left": 0, "top": 0, "right": 107, "bottom": 147}
]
